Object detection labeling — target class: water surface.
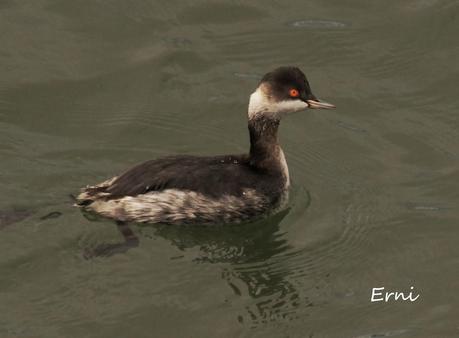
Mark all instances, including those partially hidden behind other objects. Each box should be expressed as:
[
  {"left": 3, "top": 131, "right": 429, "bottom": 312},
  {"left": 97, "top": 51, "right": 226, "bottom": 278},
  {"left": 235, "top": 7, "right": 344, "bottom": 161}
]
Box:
[{"left": 1, "top": 1, "right": 458, "bottom": 337}]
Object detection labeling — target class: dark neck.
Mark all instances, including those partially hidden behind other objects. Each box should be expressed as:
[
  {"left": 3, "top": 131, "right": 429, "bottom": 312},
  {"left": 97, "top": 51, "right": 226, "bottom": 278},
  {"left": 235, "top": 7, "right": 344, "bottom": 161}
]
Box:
[{"left": 248, "top": 116, "right": 282, "bottom": 170}]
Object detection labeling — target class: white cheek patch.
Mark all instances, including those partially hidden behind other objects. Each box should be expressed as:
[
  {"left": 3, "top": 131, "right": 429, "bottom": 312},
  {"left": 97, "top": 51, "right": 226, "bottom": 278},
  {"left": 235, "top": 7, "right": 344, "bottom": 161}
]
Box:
[
  {"left": 248, "top": 88, "right": 308, "bottom": 119},
  {"left": 248, "top": 89, "right": 269, "bottom": 119},
  {"left": 270, "top": 99, "right": 308, "bottom": 115}
]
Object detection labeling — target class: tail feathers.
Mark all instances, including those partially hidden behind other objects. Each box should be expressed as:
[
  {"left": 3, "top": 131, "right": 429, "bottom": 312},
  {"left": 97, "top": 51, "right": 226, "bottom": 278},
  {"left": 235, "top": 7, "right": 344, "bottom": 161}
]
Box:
[
  {"left": 75, "top": 176, "right": 118, "bottom": 207},
  {"left": 76, "top": 187, "right": 110, "bottom": 206}
]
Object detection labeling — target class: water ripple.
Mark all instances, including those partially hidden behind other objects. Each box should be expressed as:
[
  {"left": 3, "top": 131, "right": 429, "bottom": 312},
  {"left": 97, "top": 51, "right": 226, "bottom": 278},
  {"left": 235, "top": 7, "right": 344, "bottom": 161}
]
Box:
[{"left": 287, "top": 19, "right": 348, "bottom": 29}]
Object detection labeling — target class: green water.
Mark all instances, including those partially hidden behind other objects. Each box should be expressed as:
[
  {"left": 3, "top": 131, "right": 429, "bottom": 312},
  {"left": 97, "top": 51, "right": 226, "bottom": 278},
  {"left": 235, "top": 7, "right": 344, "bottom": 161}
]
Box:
[{"left": 1, "top": 1, "right": 458, "bottom": 337}]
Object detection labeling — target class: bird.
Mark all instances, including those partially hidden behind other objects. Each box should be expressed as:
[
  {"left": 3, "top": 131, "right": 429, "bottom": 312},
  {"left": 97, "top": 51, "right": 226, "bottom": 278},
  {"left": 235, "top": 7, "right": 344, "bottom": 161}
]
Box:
[{"left": 76, "top": 66, "right": 335, "bottom": 225}]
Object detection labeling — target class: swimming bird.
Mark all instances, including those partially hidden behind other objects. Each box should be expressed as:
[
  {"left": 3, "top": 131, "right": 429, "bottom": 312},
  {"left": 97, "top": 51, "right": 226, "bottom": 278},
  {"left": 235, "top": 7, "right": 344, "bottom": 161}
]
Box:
[{"left": 76, "top": 67, "right": 335, "bottom": 225}]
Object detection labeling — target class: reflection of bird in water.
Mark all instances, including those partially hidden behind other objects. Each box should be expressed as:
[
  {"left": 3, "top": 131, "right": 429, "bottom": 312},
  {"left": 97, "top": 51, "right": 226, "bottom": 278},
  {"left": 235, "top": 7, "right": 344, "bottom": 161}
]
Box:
[
  {"left": 85, "top": 208, "right": 308, "bottom": 327},
  {"left": 149, "top": 208, "right": 291, "bottom": 264},
  {"left": 214, "top": 211, "right": 305, "bottom": 326}
]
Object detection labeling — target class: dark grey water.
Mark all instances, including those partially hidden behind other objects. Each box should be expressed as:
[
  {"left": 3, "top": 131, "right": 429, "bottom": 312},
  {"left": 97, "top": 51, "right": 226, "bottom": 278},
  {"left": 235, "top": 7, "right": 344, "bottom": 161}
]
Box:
[{"left": 1, "top": 1, "right": 458, "bottom": 337}]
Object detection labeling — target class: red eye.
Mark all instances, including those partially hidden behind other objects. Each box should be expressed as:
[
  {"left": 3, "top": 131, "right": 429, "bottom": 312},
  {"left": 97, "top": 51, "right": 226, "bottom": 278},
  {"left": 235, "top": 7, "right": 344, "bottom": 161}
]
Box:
[{"left": 289, "top": 89, "right": 299, "bottom": 98}]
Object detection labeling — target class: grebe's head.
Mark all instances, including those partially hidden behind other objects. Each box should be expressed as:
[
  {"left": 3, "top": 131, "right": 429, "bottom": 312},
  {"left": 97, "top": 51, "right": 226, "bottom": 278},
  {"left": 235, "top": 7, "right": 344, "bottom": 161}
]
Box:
[{"left": 248, "top": 66, "right": 335, "bottom": 120}]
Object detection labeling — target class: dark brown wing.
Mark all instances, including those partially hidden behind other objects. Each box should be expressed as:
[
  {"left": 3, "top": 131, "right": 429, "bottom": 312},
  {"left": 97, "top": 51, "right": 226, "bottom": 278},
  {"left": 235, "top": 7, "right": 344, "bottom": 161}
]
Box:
[{"left": 105, "top": 154, "right": 280, "bottom": 199}]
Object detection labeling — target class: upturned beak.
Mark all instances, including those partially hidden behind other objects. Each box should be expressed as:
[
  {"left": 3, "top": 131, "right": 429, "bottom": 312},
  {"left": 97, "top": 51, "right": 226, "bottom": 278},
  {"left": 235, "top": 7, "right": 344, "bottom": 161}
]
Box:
[{"left": 306, "top": 99, "right": 336, "bottom": 109}]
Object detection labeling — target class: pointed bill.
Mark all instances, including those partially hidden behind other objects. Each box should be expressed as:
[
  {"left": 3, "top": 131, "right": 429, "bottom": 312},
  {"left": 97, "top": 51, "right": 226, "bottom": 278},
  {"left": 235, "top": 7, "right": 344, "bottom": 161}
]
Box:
[{"left": 306, "top": 99, "right": 336, "bottom": 109}]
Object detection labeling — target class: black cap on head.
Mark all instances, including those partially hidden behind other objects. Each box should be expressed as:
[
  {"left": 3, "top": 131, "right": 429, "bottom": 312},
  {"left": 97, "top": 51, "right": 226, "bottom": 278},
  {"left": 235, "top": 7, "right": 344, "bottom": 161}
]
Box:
[{"left": 260, "top": 66, "right": 316, "bottom": 102}]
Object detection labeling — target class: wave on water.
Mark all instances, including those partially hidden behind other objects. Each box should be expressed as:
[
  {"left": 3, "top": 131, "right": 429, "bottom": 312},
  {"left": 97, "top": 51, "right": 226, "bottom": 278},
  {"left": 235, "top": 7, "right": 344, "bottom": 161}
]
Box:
[{"left": 287, "top": 19, "right": 348, "bottom": 29}]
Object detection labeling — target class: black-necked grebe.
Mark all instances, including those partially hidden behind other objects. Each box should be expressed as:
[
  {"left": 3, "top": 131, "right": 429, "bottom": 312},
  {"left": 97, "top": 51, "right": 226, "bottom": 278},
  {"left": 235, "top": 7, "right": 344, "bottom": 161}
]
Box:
[{"left": 76, "top": 67, "right": 335, "bottom": 225}]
